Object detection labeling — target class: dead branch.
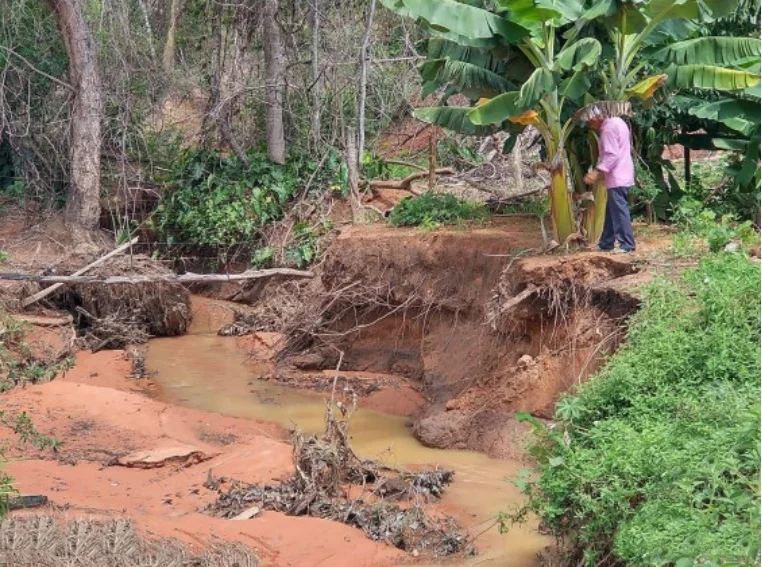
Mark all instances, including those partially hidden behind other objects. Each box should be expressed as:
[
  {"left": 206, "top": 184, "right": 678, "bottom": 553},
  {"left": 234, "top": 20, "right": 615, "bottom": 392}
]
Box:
[
  {"left": 3, "top": 268, "right": 314, "bottom": 285},
  {"left": 22, "top": 237, "right": 139, "bottom": 308},
  {"left": 368, "top": 168, "right": 455, "bottom": 191}
]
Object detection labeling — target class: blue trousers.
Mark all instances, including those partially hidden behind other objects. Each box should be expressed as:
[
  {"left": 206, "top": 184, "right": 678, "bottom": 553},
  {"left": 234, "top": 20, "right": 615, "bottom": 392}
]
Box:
[{"left": 599, "top": 186, "right": 636, "bottom": 251}]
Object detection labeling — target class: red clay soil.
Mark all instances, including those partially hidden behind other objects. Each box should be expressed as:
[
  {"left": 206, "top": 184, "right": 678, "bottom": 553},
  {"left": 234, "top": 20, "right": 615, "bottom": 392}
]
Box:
[
  {"left": 273, "top": 222, "right": 674, "bottom": 457},
  {"left": 1, "top": 350, "right": 402, "bottom": 567}
]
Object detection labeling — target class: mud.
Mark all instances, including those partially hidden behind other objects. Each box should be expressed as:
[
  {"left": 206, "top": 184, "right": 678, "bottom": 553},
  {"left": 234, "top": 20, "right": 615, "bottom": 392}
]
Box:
[{"left": 1, "top": 350, "right": 402, "bottom": 567}]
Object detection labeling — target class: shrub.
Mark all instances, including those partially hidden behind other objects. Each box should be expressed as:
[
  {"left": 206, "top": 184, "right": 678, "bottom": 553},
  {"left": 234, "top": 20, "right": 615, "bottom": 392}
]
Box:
[
  {"left": 387, "top": 192, "right": 487, "bottom": 228},
  {"left": 516, "top": 252, "right": 761, "bottom": 567},
  {"left": 150, "top": 148, "right": 346, "bottom": 249}
]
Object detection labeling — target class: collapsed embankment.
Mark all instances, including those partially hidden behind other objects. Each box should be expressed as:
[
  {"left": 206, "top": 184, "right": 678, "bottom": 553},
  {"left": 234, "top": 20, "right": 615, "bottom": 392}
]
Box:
[{"left": 232, "top": 218, "right": 654, "bottom": 458}]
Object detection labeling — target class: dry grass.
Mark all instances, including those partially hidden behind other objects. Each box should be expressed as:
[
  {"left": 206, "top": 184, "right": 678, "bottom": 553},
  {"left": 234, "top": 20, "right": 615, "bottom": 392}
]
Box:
[{"left": 0, "top": 515, "right": 258, "bottom": 567}]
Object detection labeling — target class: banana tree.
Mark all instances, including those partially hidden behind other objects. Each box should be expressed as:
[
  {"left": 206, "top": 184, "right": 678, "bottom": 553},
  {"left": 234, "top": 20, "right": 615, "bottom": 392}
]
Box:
[{"left": 381, "top": 0, "right": 601, "bottom": 244}]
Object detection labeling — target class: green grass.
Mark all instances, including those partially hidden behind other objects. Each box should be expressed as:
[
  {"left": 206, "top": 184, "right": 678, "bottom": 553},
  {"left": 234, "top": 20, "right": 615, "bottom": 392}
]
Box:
[{"left": 514, "top": 251, "right": 761, "bottom": 567}]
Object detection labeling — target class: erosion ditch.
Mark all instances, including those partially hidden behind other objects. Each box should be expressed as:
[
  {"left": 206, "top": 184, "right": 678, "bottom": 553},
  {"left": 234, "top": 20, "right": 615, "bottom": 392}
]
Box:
[{"left": 216, "top": 225, "right": 647, "bottom": 458}]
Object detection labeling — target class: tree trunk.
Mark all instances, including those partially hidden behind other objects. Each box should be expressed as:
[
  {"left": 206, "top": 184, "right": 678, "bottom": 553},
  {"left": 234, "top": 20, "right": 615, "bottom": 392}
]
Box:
[
  {"left": 137, "top": 0, "right": 156, "bottom": 61},
  {"left": 582, "top": 132, "right": 607, "bottom": 244},
  {"left": 49, "top": 0, "right": 103, "bottom": 234},
  {"left": 345, "top": 127, "right": 363, "bottom": 223},
  {"left": 263, "top": 0, "right": 286, "bottom": 164},
  {"left": 162, "top": 0, "right": 182, "bottom": 73},
  {"left": 513, "top": 136, "right": 523, "bottom": 194},
  {"left": 357, "top": 0, "right": 377, "bottom": 168},
  {"left": 310, "top": 0, "right": 321, "bottom": 150}
]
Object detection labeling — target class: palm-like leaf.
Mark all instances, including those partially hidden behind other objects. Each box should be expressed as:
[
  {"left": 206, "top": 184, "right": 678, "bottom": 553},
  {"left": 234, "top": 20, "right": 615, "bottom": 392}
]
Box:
[
  {"left": 688, "top": 99, "right": 760, "bottom": 136},
  {"left": 414, "top": 106, "right": 503, "bottom": 135},
  {"left": 426, "top": 38, "right": 506, "bottom": 73},
  {"left": 652, "top": 37, "right": 761, "bottom": 66},
  {"left": 560, "top": 70, "right": 592, "bottom": 102},
  {"left": 418, "top": 59, "right": 517, "bottom": 99},
  {"left": 555, "top": 38, "right": 602, "bottom": 72},
  {"left": 667, "top": 63, "right": 761, "bottom": 91},
  {"left": 644, "top": 0, "right": 737, "bottom": 23},
  {"left": 536, "top": 0, "right": 587, "bottom": 24},
  {"left": 625, "top": 74, "right": 668, "bottom": 100},
  {"left": 467, "top": 91, "right": 526, "bottom": 125},
  {"left": 380, "top": 0, "right": 529, "bottom": 46},
  {"left": 518, "top": 68, "right": 557, "bottom": 108}
]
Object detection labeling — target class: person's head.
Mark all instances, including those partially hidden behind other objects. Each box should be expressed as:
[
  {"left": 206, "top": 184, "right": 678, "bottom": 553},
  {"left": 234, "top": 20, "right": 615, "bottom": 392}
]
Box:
[
  {"left": 586, "top": 115, "right": 605, "bottom": 131},
  {"left": 585, "top": 106, "right": 606, "bottom": 131}
]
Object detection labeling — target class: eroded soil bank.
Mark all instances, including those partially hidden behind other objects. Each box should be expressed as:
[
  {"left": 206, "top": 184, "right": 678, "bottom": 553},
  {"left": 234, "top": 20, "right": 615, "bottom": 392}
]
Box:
[
  {"left": 0, "top": 219, "right": 672, "bottom": 566},
  {"left": 232, "top": 220, "right": 664, "bottom": 457}
]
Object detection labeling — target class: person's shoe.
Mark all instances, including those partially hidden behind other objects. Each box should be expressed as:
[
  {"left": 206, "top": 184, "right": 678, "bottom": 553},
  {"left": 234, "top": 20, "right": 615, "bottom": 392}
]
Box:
[
  {"left": 611, "top": 248, "right": 635, "bottom": 254},
  {"left": 596, "top": 245, "right": 614, "bottom": 252}
]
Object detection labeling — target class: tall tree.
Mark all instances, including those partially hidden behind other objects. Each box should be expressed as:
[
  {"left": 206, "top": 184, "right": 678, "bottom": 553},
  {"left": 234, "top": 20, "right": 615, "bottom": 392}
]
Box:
[
  {"left": 310, "top": 0, "right": 321, "bottom": 149},
  {"left": 162, "top": 0, "right": 183, "bottom": 73},
  {"left": 48, "top": 0, "right": 103, "bottom": 234},
  {"left": 357, "top": 0, "right": 377, "bottom": 167},
  {"left": 263, "top": 0, "right": 286, "bottom": 164}
]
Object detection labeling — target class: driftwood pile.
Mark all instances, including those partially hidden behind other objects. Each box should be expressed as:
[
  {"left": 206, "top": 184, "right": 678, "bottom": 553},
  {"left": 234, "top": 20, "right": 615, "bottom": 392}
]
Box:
[{"left": 206, "top": 394, "right": 467, "bottom": 557}]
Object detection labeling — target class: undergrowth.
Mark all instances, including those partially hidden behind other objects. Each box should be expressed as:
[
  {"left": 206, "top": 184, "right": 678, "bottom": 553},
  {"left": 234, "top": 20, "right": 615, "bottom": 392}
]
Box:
[
  {"left": 0, "top": 310, "right": 73, "bottom": 391},
  {"left": 512, "top": 252, "right": 760, "bottom": 567},
  {"left": 388, "top": 192, "right": 487, "bottom": 229},
  {"left": 0, "top": 309, "right": 64, "bottom": 515},
  {"left": 149, "top": 148, "right": 346, "bottom": 250},
  {"left": 669, "top": 199, "right": 759, "bottom": 258}
]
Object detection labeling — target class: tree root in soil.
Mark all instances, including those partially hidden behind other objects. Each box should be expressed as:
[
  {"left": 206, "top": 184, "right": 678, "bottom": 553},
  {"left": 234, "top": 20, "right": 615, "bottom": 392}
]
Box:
[
  {"left": 206, "top": 392, "right": 467, "bottom": 558},
  {"left": 0, "top": 515, "right": 259, "bottom": 566},
  {"left": 53, "top": 255, "right": 191, "bottom": 349}
]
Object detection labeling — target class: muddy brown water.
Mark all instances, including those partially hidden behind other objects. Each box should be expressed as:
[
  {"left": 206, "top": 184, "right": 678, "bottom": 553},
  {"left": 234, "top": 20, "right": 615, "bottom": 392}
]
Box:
[{"left": 146, "top": 332, "right": 549, "bottom": 566}]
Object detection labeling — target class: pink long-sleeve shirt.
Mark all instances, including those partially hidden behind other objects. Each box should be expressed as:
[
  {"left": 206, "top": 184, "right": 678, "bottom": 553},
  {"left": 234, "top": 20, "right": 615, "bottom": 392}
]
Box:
[{"left": 596, "top": 117, "right": 635, "bottom": 189}]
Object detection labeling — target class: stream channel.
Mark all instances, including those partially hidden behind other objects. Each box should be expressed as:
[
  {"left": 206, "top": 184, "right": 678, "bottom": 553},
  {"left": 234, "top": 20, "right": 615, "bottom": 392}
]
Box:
[{"left": 145, "top": 311, "right": 549, "bottom": 567}]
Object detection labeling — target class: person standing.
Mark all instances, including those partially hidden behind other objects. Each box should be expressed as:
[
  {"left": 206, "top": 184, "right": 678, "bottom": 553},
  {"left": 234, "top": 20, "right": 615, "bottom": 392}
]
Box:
[{"left": 583, "top": 109, "right": 636, "bottom": 253}]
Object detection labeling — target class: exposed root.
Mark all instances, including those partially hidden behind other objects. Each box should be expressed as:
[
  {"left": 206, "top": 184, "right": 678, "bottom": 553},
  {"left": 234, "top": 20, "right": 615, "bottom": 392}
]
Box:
[
  {"left": 52, "top": 255, "right": 191, "bottom": 349},
  {"left": 0, "top": 515, "right": 259, "bottom": 566}
]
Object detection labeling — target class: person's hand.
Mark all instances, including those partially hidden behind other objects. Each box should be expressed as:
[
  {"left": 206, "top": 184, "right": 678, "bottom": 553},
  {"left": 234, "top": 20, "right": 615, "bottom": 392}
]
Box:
[{"left": 584, "top": 169, "right": 600, "bottom": 185}]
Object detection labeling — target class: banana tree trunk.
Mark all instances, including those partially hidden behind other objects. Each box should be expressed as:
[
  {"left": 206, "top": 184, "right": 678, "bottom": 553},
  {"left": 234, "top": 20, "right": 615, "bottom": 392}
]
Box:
[
  {"left": 584, "top": 179, "right": 607, "bottom": 242},
  {"left": 549, "top": 163, "right": 576, "bottom": 244},
  {"left": 584, "top": 132, "right": 607, "bottom": 243}
]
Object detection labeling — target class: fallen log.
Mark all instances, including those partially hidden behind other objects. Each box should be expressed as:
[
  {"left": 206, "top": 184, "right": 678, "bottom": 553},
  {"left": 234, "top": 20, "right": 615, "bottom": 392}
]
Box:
[
  {"left": 21, "top": 237, "right": 139, "bottom": 308},
  {"left": 7, "top": 495, "right": 48, "bottom": 510},
  {"left": 1, "top": 267, "right": 313, "bottom": 285},
  {"left": 368, "top": 167, "right": 456, "bottom": 192}
]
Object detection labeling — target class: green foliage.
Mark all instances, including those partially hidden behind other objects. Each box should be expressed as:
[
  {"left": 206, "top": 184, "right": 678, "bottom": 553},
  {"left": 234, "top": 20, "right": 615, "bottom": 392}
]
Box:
[
  {"left": 286, "top": 219, "right": 333, "bottom": 269},
  {"left": 0, "top": 250, "right": 8, "bottom": 264},
  {"left": 387, "top": 192, "right": 487, "bottom": 228},
  {"left": 516, "top": 252, "right": 761, "bottom": 566},
  {"left": 672, "top": 198, "right": 758, "bottom": 253},
  {"left": 493, "top": 197, "right": 550, "bottom": 217},
  {"left": 632, "top": 164, "right": 661, "bottom": 207},
  {"left": 0, "top": 411, "right": 59, "bottom": 452},
  {"left": 0, "top": 310, "right": 74, "bottom": 391},
  {"left": 150, "top": 148, "right": 345, "bottom": 252}
]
